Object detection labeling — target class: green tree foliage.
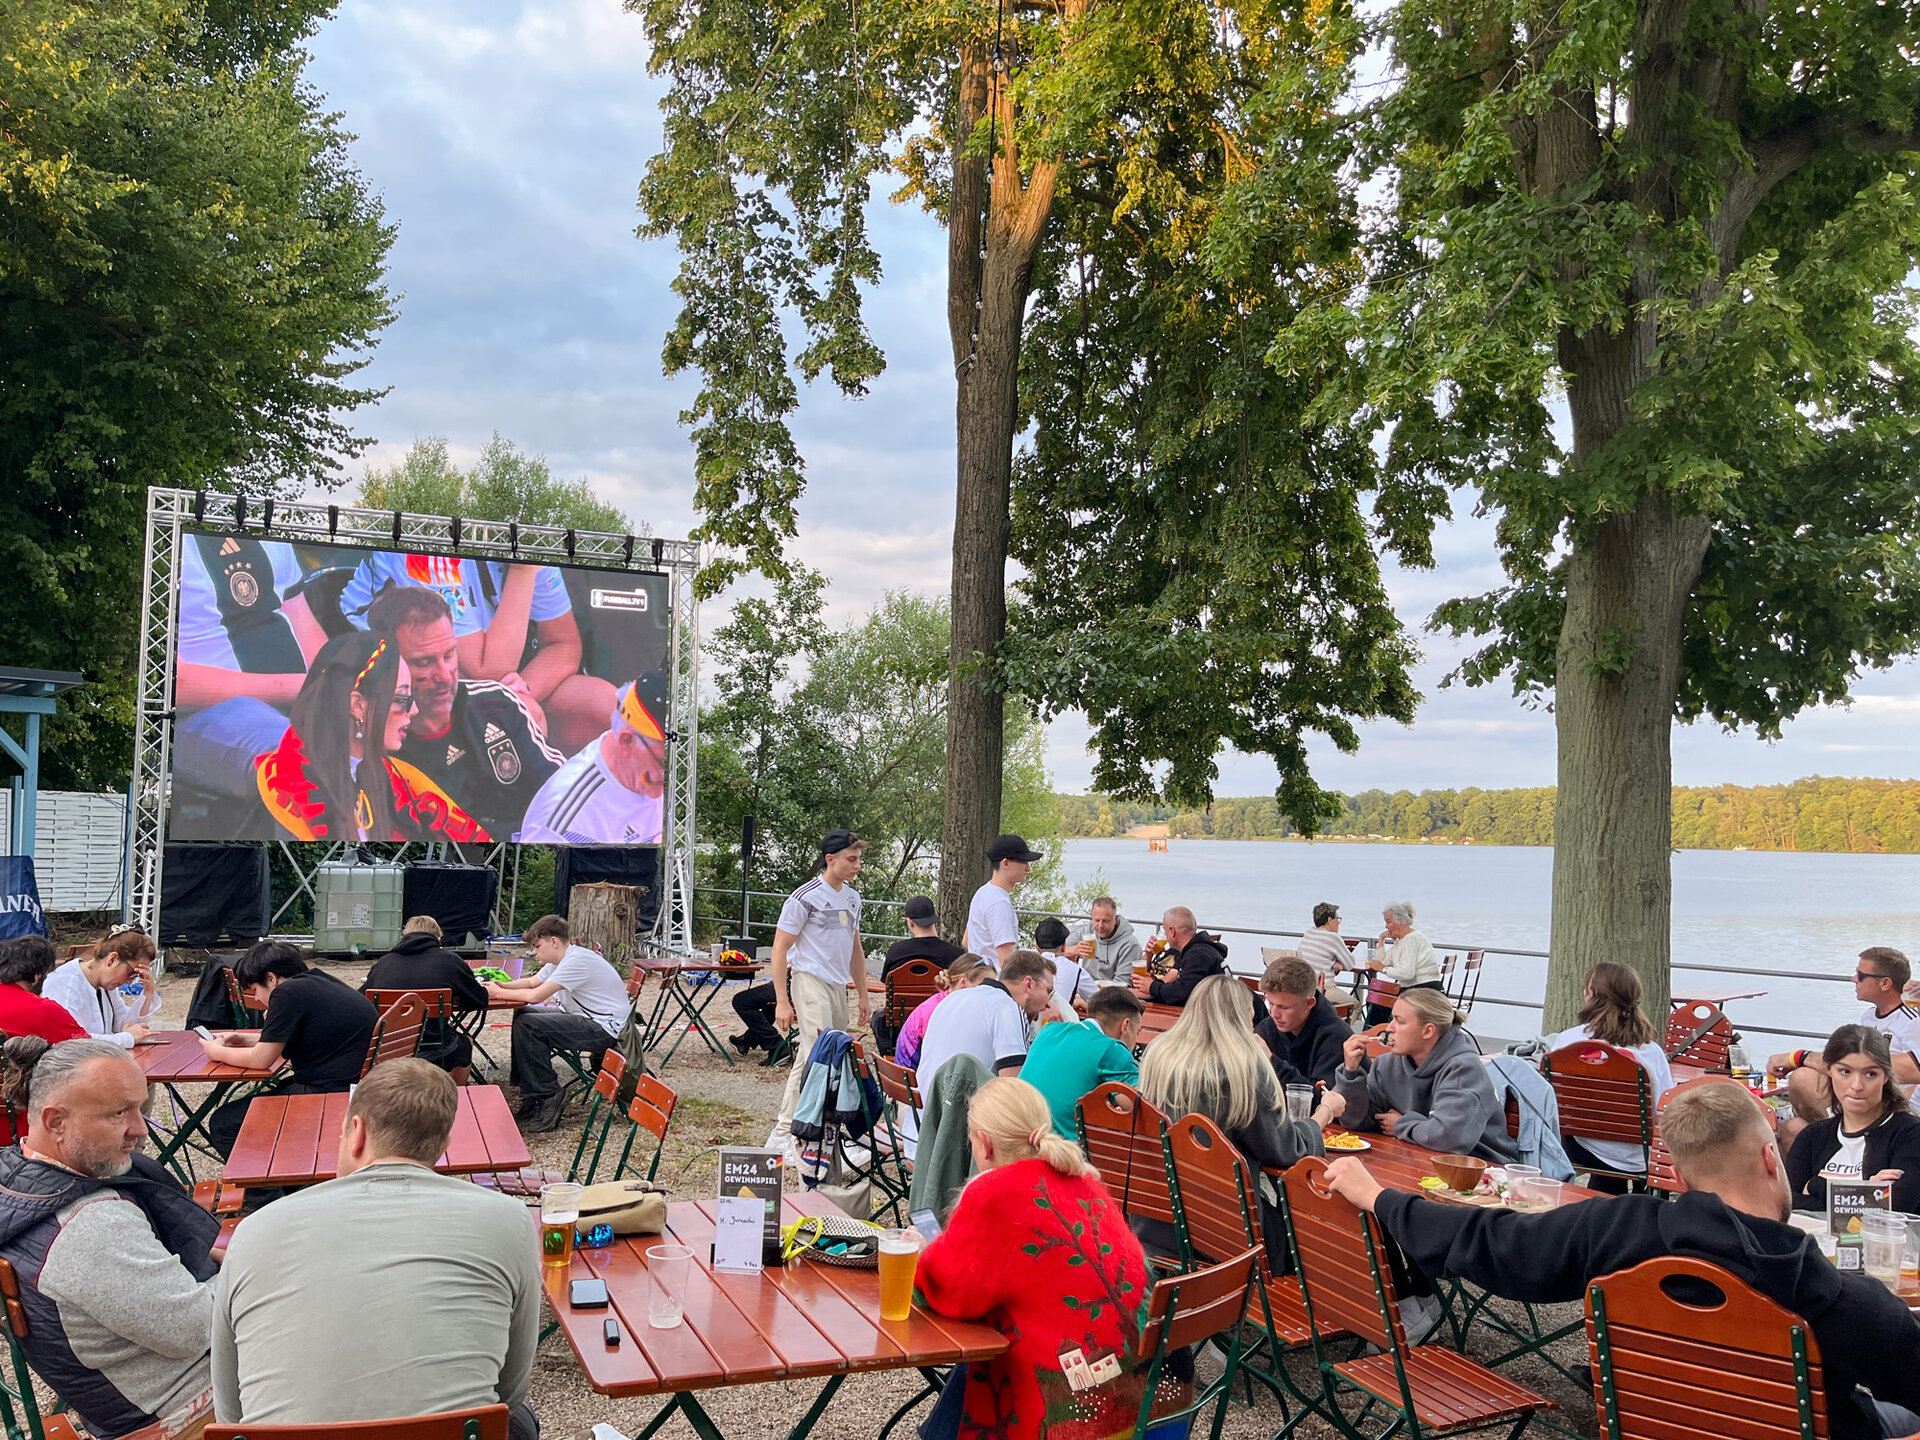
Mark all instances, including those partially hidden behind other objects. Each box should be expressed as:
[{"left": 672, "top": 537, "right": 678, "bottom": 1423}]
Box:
[
  {"left": 1046, "top": 779, "right": 1920, "bottom": 852},
  {"left": 356, "top": 435, "right": 635, "bottom": 533},
  {"left": 697, "top": 574, "right": 1061, "bottom": 938},
  {"left": 1, "top": 0, "right": 394, "bottom": 789}
]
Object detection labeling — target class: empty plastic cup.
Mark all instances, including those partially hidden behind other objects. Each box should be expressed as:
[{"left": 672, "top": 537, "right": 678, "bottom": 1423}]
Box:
[
  {"left": 1514, "top": 1176, "right": 1563, "bottom": 1211},
  {"left": 647, "top": 1244, "right": 695, "bottom": 1328},
  {"left": 1862, "top": 1212, "right": 1905, "bottom": 1287}
]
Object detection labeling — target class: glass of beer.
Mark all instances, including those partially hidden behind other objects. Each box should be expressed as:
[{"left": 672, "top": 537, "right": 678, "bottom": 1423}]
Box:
[
  {"left": 878, "top": 1227, "right": 921, "bottom": 1322},
  {"left": 540, "top": 1182, "right": 583, "bottom": 1267}
]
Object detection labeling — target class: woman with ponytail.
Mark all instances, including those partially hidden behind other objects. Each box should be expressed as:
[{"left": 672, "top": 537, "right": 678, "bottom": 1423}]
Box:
[
  {"left": 1334, "top": 987, "right": 1520, "bottom": 1163},
  {"left": 913, "top": 1078, "right": 1156, "bottom": 1439}
]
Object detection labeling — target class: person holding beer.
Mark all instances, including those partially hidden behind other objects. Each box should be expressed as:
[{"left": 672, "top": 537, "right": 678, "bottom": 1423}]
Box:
[{"left": 912, "top": 1078, "right": 1155, "bottom": 1440}]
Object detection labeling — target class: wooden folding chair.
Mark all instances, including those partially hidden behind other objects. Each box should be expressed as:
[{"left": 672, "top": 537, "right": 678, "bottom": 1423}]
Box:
[
  {"left": 0, "top": 1260, "right": 83, "bottom": 1440},
  {"left": 208, "top": 1405, "right": 508, "bottom": 1439},
  {"left": 1665, "top": 1001, "right": 1736, "bottom": 1069},
  {"left": 841, "top": 1040, "right": 912, "bottom": 1223},
  {"left": 1451, "top": 951, "right": 1486, "bottom": 1018},
  {"left": 224, "top": 966, "right": 262, "bottom": 1028},
  {"left": 1133, "top": 1247, "right": 1262, "bottom": 1440},
  {"left": 365, "top": 987, "right": 471, "bottom": 1071},
  {"left": 1280, "top": 1156, "right": 1557, "bottom": 1440},
  {"left": 1075, "top": 1083, "right": 1180, "bottom": 1259},
  {"left": 883, "top": 959, "right": 943, "bottom": 1038},
  {"left": 1586, "top": 1256, "right": 1828, "bottom": 1438},
  {"left": 564, "top": 1051, "right": 629, "bottom": 1183},
  {"left": 1647, "top": 1074, "right": 1751, "bottom": 1196},
  {"left": 358, "top": 992, "right": 428, "bottom": 1078},
  {"left": 1543, "top": 1039, "right": 1654, "bottom": 1190},
  {"left": 1164, "top": 1114, "right": 1337, "bottom": 1435},
  {"left": 867, "top": 1053, "right": 922, "bottom": 1223}
]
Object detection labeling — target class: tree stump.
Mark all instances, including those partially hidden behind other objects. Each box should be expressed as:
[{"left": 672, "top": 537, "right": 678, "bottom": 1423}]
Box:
[{"left": 568, "top": 882, "right": 644, "bottom": 969}]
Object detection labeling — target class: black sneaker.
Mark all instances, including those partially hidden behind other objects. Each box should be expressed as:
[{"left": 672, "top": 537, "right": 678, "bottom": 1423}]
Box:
[
  {"left": 514, "top": 1096, "right": 543, "bottom": 1121},
  {"left": 729, "top": 1034, "right": 757, "bottom": 1056},
  {"left": 527, "top": 1094, "right": 568, "bottom": 1133}
]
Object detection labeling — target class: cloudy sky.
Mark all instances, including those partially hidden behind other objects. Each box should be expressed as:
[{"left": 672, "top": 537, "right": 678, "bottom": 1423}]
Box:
[{"left": 301, "top": 0, "right": 1920, "bottom": 797}]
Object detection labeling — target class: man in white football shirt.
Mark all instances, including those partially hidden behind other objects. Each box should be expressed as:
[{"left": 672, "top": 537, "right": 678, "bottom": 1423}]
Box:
[
  {"left": 767, "top": 831, "right": 870, "bottom": 1152},
  {"left": 1770, "top": 946, "right": 1920, "bottom": 1143},
  {"left": 964, "top": 834, "right": 1041, "bottom": 966},
  {"left": 514, "top": 678, "right": 665, "bottom": 843}
]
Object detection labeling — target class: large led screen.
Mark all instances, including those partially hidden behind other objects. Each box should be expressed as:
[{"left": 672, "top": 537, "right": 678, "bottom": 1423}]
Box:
[{"left": 168, "top": 532, "right": 670, "bottom": 845}]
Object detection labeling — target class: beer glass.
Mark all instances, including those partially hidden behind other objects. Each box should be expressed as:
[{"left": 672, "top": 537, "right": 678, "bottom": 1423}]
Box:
[
  {"left": 540, "top": 1182, "right": 582, "bottom": 1267},
  {"left": 647, "top": 1244, "right": 695, "bottom": 1328},
  {"left": 878, "top": 1228, "right": 922, "bottom": 1321}
]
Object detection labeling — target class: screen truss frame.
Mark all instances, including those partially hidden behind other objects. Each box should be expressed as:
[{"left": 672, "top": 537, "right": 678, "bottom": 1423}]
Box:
[{"left": 131, "top": 487, "right": 701, "bottom": 952}]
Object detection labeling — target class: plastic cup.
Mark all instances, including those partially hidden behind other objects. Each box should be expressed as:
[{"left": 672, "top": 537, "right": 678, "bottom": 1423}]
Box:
[
  {"left": 1496, "top": 1164, "right": 1539, "bottom": 1200},
  {"left": 540, "top": 1183, "right": 582, "bottom": 1267},
  {"left": 1285, "top": 1085, "right": 1315, "bottom": 1123},
  {"left": 647, "top": 1244, "right": 695, "bottom": 1328},
  {"left": 878, "top": 1228, "right": 922, "bottom": 1322},
  {"left": 1514, "top": 1176, "right": 1563, "bottom": 1211},
  {"left": 1862, "top": 1212, "right": 1905, "bottom": 1287},
  {"left": 1900, "top": 1214, "right": 1920, "bottom": 1282}
]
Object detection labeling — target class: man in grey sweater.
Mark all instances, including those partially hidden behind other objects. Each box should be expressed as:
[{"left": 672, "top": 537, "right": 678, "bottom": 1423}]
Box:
[
  {"left": 213, "top": 1059, "right": 542, "bottom": 1437},
  {"left": 1073, "top": 896, "right": 1143, "bottom": 985}
]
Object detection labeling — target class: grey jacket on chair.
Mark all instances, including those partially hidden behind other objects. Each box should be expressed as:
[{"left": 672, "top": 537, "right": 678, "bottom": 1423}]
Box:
[{"left": 907, "top": 1052, "right": 991, "bottom": 1220}]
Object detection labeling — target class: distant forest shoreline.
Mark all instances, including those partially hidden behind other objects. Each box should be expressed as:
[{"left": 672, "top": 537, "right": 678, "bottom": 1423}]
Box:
[{"left": 1047, "top": 777, "right": 1920, "bottom": 854}]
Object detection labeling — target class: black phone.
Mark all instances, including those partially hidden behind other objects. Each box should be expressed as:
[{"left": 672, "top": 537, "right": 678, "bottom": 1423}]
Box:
[
  {"left": 603, "top": 1317, "right": 621, "bottom": 1346},
  {"left": 568, "top": 1278, "right": 610, "bottom": 1310},
  {"left": 910, "top": 1208, "right": 942, "bottom": 1239}
]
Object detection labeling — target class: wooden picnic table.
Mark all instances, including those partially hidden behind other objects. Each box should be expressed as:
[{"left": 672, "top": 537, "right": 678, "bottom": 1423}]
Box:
[
  {"left": 221, "top": 1085, "right": 530, "bottom": 1190},
  {"left": 1670, "top": 985, "right": 1768, "bottom": 1007},
  {"left": 1274, "top": 1128, "right": 1604, "bottom": 1205},
  {"left": 135, "top": 1030, "right": 284, "bottom": 1175},
  {"left": 544, "top": 1191, "right": 1008, "bottom": 1439}
]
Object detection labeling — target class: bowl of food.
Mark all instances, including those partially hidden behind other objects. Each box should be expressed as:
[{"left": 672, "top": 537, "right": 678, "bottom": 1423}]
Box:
[{"left": 1431, "top": 1153, "right": 1488, "bottom": 1193}]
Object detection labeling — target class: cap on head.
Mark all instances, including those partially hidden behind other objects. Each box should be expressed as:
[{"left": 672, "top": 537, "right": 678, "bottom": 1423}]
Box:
[
  {"left": 903, "top": 896, "right": 938, "bottom": 924},
  {"left": 987, "top": 833, "right": 1042, "bottom": 865},
  {"left": 820, "top": 829, "right": 861, "bottom": 858},
  {"left": 612, "top": 673, "right": 668, "bottom": 743}
]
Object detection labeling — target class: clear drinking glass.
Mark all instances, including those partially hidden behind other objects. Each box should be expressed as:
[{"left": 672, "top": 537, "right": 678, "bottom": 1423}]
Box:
[
  {"left": 539, "top": 1182, "right": 582, "bottom": 1267},
  {"left": 1862, "top": 1213, "right": 1905, "bottom": 1287},
  {"left": 647, "top": 1244, "right": 695, "bottom": 1328},
  {"left": 1901, "top": 1214, "right": 1920, "bottom": 1283},
  {"left": 1285, "top": 1085, "right": 1315, "bottom": 1123}
]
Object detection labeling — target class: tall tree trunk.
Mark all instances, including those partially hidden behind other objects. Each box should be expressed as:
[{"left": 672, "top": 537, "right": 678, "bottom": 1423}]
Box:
[
  {"left": 1546, "top": 489, "right": 1711, "bottom": 1029},
  {"left": 934, "top": 30, "right": 1073, "bottom": 937}
]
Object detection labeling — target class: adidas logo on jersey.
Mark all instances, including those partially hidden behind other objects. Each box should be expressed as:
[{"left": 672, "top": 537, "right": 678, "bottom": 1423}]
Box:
[
  {"left": 218, "top": 537, "right": 242, "bottom": 555},
  {"left": 446, "top": 746, "right": 465, "bottom": 765},
  {"left": 484, "top": 723, "right": 506, "bottom": 744}
]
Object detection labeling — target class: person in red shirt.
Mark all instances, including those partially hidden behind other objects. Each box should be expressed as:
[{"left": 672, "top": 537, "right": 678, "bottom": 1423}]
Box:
[
  {"left": 913, "top": 1078, "right": 1158, "bottom": 1440},
  {"left": 0, "top": 937, "right": 88, "bottom": 1143}
]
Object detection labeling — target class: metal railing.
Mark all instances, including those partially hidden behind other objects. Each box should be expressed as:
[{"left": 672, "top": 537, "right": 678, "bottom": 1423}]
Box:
[{"left": 691, "top": 886, "right": 1850, "bottom": 1046}]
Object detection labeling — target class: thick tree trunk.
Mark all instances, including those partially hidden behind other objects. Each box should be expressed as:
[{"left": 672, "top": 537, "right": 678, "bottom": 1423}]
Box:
[
  {"left": 568, "top": 882, "right": 644, "bottom": 970},
  {"left": 1545, "top": 491, "right": 1710, "bottom": 1030}
]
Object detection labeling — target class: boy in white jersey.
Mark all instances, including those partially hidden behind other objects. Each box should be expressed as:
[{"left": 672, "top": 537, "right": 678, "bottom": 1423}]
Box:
[
  {"left": 1770, "top": 945, "right": 1920, "bottom": 1144},
  {"left": 767, "top": 831, "right": 871, "bottom": 1152},
  {"left": 514, "top": 678, "right": 665, "bottom": 843}
]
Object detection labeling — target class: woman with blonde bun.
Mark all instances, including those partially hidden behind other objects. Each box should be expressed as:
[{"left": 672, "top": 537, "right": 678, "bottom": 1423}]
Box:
[{"left": 913, "top": 1078, "right": 1157, "bottom": 1439}]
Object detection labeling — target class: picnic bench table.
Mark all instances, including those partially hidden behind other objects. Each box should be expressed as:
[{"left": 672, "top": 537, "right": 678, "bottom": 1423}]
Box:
[
  {"left": 135, "top": 1031, "right": 284, "bottom": 1175},
  {"left": 221, "top": 1085, "right": 530, "bottom": 1191},
  {"left": 544, "top": 1191, "right": 1008, "bottom": 1439},
  {"left": 636, "top": 956, "right": 766, "bottom": 1069}
]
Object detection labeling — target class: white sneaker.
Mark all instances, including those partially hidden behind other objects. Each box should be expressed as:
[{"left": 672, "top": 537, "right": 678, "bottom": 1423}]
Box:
[
  {"left": 1398, "top": 1294, "right": 1444, "bottom": 1346},
  {"left": 765, "top": 1125, "right": 788, "bottom": 1150}
]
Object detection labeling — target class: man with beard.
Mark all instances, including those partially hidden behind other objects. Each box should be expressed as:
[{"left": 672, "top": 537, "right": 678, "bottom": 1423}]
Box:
[
  {"left": 365, "top": 584, "right": 562, "bottom": 840},
  {"left": 0, "top": 1040, "right": 220, "bottom": 1440}
]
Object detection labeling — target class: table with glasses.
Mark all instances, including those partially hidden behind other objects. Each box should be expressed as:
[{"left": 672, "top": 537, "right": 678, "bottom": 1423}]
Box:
[
  {"left": 220, "top": 1085, "right": 530, "bottom": 1192},
  {"left": 135, "top": 1031, "right": 284, "bottom": 1176},
  {"left": 544, "top": 1191, "right": 1008, "bottom": 1439}
]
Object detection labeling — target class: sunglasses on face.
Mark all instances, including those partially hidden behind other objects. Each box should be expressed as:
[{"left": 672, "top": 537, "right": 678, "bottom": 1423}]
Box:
[
  {"left": 1855, "top": 970, "right": 1888, "bottom": 983},
  {"left": 389, "top": 691, "right": 416, "bottom": 713}
]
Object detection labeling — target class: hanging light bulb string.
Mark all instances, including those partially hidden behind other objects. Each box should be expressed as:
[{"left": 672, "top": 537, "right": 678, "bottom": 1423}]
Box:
[{"left": 961, "top": 0, "right": 1005, "bottom": 374}]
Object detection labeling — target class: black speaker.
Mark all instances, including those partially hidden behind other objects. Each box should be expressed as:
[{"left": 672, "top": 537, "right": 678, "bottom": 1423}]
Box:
[
  {"left": 402, "top": 861, "right": 499, "bottom": 947},
  {"left": 159, "top": 844, "right": 270, "bottom": 948}
]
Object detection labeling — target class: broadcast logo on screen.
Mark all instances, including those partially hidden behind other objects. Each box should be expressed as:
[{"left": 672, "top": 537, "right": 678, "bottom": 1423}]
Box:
[{"left": 590, "top": 587, "right": 651, "bottom": 612}]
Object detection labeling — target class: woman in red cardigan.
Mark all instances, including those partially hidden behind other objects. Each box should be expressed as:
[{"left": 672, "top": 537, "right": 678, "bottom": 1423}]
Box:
[{"left": 913, "top": 1077, "right": 1157, "bottom": 1439}]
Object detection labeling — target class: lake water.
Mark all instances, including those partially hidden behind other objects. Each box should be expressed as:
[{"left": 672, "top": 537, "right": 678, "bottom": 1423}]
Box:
[{"left": 1057, "top": 838, "right": 1920, "bottom": 1048}]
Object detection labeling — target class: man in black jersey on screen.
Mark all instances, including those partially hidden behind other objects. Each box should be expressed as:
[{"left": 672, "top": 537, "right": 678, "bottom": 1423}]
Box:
[{"left": 365, "top": 585, "right": 562, "bottom": 839}]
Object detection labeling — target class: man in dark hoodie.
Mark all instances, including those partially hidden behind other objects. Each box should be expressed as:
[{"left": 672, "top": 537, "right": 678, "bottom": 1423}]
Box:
[
  {"left": 1255, "top": 954, "right": 1350, "bottom": 1087},
  {"left": 0, "top": 1037, "right": 219, "bottom": 1439},
  {"left": 362, "top": 915, "right": 491, "bottom": 1083},
  {"left": 1148, "top": 907, "right": 1229, "bottom": 1007},
  {"left": 1325, "top": 1082, "right": 1920, "bottom": 1440}
]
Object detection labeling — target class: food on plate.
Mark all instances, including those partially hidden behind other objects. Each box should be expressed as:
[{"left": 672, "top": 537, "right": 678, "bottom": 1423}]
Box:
[{"left": 1324, "top": 1133, "right": 1369, "bottom": 1151}]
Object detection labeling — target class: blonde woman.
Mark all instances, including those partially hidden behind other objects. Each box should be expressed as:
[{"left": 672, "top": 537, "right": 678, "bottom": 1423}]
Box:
[
  {"left": 1335, "top": 988, "right": 1518, "bottom": 1163},
  {"left": 914, "top": 1078, "right": 1153, "bottom": 1439},
  {"left": 1139, "top": 974, "right": 1343, "bottom": 1257}
]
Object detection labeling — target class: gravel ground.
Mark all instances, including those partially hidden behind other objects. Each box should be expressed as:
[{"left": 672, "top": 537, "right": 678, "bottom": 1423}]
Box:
[{"left": 133, "top": 958, "right": 1600, "bottom": 1440}]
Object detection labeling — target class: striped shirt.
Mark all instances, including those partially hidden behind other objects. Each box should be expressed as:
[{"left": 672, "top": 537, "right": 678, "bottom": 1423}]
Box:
[
  {"left": 513, "top": 738, "right": 662, "bottom": 844},
  {"left": 776, "top": 876, "right": 862, "bottom": 988},
  {"left": 1297, "top": 928, "right": 1350, "bottom": 977}
]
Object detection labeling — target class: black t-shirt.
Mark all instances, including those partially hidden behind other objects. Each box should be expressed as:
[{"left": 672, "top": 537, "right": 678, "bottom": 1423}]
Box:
[
  {"left": 395, "top": 681, "right": 562, "bottom": 840},
  {"left": 880, "top": 934, "right": 967, "bottom": 978},
  {"left": 259, "top": 970, "right": 378, "bottom": 1088}
]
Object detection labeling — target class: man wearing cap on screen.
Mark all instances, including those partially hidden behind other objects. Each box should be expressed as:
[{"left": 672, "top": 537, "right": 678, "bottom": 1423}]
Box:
[
  {"left": 965, "top": 834, "right": 1043, "bottom": 967},
  {"left": 514, "top": 675, "right": 667, "bottom": 844},
  {"left": 366, "top": 585, "right": 563, "bottom": 839}
]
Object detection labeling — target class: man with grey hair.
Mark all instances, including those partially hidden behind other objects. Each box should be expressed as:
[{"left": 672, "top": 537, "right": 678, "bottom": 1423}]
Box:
[
  {"left": 1147, "top": 906, "right": 1233, "bottom": 1007},
  {"left": 1367, "top": 900, "right": 1441, "bottom": 1024},
  {"left": 1072, "top": 896, "right": 1143, "bottom": 985},
  {"left": 0, "top": 1038, "right": 219, "bottom": 1439}
]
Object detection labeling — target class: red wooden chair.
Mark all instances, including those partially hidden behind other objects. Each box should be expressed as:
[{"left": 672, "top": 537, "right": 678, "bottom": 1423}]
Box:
[
  {"left": 1648, "top": 1073, "right": 1753, "bottom": 1196},
  {"left": 1131, "top": 1248, "right": 1263, "bottom": 1440},
  {"left": 844, "top": 1039, "right": 912, "bottom": 1222},
  {"left": 1543, "top": 1039, "right": 1655, "bottom": 1189},
  {"left": 208, "top": 1405, "right": 508, "bottom": 1438},
  {"left": 883, "top": 959, "right": 944, "bottom": 1036},
  {"left": 563, "top": 1050, "right": 630, "bottom": 1183},
  {"left": 1279, "top": 1156, "right": 1558, "bottom": 1439},
  {"left": 358, "top": 992, "right": 428, "bottom": 1078},
  {"left": 1586, "top": 1255, "right": 1828, "bottom": 1438},
  {"left": 1450, "top": 950, "right": 1487, "bottom": 1018},
  {"left": 1665, "top": 1001, "right": 1736, "bottom": 1069},
  {"left": 1075, "top": 1082, "right": 1179, "bottom": 1259}
]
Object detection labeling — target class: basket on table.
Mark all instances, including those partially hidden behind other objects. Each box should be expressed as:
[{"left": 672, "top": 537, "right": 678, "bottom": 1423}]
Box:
[{"left": 781, "top": 1213, "right": 882, "bottom": 1268}]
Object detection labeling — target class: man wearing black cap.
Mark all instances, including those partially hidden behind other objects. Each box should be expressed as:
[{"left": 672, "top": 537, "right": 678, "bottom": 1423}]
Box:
[
  {"left": 965, "top": 834, "right": 1042, "bottom": 967},
  {"left": 766, "top": 830, "right": 870, "bottom": 1155},
  {"left": 872, "top": 897, "right": 966, "bottom": 1055}
]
